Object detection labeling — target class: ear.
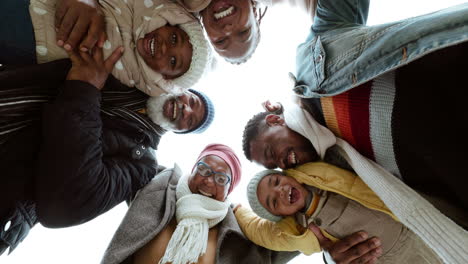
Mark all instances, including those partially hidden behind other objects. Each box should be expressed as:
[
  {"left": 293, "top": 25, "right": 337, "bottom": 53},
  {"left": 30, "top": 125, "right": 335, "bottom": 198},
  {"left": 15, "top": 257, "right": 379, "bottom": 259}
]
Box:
[{"left": 265, "top": 114, "right": 285, "bottom": 127}]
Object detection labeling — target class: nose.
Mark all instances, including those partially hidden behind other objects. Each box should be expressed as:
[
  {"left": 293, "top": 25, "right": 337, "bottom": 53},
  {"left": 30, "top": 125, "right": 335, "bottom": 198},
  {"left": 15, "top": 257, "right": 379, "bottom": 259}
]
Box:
[
  {"left": 275, "top": 185, "right": 285, "bottom": 199},
  {"left": 222, "top": 24, "right": 233, "bottom": 35},
  {"left": 161, "top": 40, "right": 167, "bottom": 55},
  {"left": 203, "top": 175, "right": 215, "bottom": 186},
  {"left": 183, "top": 104, "right": 193, "bottom": 119}
]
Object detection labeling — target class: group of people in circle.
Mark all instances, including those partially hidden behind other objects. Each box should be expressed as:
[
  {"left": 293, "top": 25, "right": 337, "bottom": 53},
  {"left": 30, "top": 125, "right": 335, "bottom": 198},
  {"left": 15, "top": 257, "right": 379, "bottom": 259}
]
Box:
[{"left": 1, "top": 0, "right": 467, "bottom": 263}]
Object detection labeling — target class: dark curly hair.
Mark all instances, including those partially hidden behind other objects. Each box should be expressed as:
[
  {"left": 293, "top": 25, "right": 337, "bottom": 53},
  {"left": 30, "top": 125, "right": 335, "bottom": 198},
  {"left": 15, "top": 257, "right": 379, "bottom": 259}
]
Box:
[{"left": 242, "top": 111, "right": 269, "bottom": 161}]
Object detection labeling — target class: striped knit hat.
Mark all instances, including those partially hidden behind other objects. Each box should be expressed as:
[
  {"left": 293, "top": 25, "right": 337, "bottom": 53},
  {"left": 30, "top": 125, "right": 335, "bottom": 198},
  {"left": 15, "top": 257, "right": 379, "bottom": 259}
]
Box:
[
  {"left": 176, "top": 89, "right": 215, "bottom": 134},
  {"left": 247, "top": 169, "right": 283, "bottom": 222}
]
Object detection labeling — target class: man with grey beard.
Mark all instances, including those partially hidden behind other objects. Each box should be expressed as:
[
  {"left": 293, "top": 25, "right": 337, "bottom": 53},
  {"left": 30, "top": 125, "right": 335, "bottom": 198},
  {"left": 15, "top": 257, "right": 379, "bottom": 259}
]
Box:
[
  {"left": 147, "top": 89, "right": 215, "bottom": 134},
  {"left": 0, "top": 56, "right": 214, "bottom": 254}
]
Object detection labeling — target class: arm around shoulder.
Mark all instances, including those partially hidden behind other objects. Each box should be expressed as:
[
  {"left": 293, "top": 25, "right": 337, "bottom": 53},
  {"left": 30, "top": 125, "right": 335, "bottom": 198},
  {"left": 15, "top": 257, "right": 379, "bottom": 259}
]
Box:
[{"left": 235, "top": 206, "right": 321, "bottom": 255}]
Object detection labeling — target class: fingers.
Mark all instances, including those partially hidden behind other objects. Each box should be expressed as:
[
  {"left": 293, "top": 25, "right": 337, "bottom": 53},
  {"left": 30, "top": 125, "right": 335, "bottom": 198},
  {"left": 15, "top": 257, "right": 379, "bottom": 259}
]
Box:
[
  {"left": 56, "top": 8, "right": 78, "bottom": 48},
  {"left": 65, "top": 48, "right": 83, "bottom": 65},
  {"left": 92, "top": 45, "right": 104, "bottom": 64},
  {"left": 54, "top": 0, "right": 68, "bottom": 34},
  {"left": 308, "top": 224, "right": 332, "bottom": 249},
  {"left": 331, "top": 235, "right": 382, "bottom": 264},
  {"left": 349, "top": 247, "right": 382, "bottom": 264},
  {"left": 104, "top": 46, "right": 124, "bottom": 72},
  {"left": 66, "top": 17, "right": 90, "bottom": 51},
  {"left": 97, "top": 32, "right": 107, "bottom": 48},
  {"left": 80, "top": 16, "right": 105, "bottom": 51},
  {"left": 333, "top": 231, "right": 369, "bottom": 253}
]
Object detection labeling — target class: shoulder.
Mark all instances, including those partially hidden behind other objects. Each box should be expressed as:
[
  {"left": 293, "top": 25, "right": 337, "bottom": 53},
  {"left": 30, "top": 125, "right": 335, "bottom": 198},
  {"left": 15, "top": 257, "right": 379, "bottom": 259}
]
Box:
[{"left": 135, "top": 164, "right": 182, "bottom": 198}]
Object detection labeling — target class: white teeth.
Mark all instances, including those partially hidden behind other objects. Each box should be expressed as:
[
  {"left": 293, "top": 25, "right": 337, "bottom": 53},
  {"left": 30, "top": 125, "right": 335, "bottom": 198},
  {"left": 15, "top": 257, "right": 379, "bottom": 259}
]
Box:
[
  {"left": 290, "top": 151, "right": 297, "bottom": 165},
  {"left": 214, "top": 6, "right": 234, "bottom": 20},
  {"left": 199, "top": 190, "right": 213, "bottom": 197},
  {"left": 288, "top": 189, "right": 292, "bottom": 203},
  {"left": 150, "top": 38, "right": 155, "bottom": 56}
]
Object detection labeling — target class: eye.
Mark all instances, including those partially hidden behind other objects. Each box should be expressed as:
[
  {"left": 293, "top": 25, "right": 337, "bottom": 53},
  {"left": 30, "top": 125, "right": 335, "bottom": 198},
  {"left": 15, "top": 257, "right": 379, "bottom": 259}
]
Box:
[
  {"left": 215, "top": 38, "right": 226, "bottom": 45},
  {"left": 215, "top": 174, "right": 228, "bottom": 185},
  {"left": 171, "top": 33, "right": 177, "bottom": 45},
  {"left": 170, "top": 56, "right": 176, "bottom": 66},
  {"left": 188, "top": 117, "right": 193, "bottom": 128},
  {"left": 239, "top": 28, "right": 250, "bottom": 36}
]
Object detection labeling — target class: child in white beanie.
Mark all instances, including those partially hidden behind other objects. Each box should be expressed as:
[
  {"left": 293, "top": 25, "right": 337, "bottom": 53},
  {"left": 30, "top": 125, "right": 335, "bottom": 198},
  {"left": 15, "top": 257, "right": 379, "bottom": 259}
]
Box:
[
  {"left": 29, "top": 0, "right": 211, "bottom": 96},
  {"left": 236, "top": 165, "right": 444, "bottom": 263}
]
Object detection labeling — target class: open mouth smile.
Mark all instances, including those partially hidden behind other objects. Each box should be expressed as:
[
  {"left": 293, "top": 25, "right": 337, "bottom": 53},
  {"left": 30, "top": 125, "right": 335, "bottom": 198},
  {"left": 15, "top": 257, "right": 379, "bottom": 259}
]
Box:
[
  {"left": 286, "top": 149, "right": 298, "bottom": 168},
  {"left": 287, "top": 186, "right": 300, "bottom": 204},
  {"left": 214, "top": 6, "right": 235, "bottom": 20},
  {"left": 199, "top": 189, "right": 213, "bottom": 197}
]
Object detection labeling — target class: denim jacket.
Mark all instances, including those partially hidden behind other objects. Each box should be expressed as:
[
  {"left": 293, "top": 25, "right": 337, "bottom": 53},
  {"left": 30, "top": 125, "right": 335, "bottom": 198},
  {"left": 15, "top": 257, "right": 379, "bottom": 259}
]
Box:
[{"left": 294, "top": 0, "right": 468, "bottom": 98}]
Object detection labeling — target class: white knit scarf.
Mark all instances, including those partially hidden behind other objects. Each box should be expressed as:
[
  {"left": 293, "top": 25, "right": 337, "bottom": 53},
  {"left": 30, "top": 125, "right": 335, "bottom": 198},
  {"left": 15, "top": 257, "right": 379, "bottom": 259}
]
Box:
[
  {"left": 283, "top": 103, "right": 468, "bottom": 264},
  {"left": 159, "top": 175, "right": 229, "bottom": 264}
]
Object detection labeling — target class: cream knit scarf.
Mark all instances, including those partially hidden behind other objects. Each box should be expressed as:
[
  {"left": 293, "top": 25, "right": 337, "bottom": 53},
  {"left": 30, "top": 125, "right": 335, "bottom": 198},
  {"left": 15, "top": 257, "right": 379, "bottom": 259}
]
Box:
[
  {"left": 159, "top": 175, "right": 229, "bottom": 264},
  {"left": 283, "top": 103, "right": 468, "bottom": 264}
]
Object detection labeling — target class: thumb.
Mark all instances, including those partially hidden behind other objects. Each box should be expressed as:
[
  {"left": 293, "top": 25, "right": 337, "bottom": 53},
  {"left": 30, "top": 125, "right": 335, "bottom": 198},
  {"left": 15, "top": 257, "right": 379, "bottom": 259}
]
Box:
[
  {"left": 104, "top": 46, "right": 124, "bottom": 73},
  {"left": 309, "top": 224, "right": 333, "bottom": 250},
  {"left": 66, "top": 48, "right": 83, "bottom": 65}
]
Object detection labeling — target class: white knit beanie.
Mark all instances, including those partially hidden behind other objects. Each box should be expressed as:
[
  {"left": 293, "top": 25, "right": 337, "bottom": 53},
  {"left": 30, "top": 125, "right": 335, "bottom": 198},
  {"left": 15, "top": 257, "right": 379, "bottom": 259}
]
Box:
[
  {"left": 173, "top": 21, "right": 211, "bottom": 89},
  {"left": 247, "top": 169, "right": 283, "bottom": 222}
]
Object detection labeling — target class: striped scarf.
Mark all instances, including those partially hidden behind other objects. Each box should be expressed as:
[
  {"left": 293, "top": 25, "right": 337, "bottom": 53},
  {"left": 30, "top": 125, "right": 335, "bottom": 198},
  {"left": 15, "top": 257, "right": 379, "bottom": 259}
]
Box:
[{"left": 0, "top": 60, "right": 165, "bottom": 144}]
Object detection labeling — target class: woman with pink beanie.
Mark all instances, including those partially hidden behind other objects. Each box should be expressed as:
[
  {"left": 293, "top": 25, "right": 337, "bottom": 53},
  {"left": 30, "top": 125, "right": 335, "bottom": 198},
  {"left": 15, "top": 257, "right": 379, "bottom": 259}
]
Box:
[{"left": 101, "top": 143, "right": 298, "bottom": 264}]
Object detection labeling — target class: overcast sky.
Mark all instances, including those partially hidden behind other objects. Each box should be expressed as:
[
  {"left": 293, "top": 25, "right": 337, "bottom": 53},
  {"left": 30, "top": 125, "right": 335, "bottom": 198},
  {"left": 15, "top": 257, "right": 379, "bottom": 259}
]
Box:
[{"left": 1, "top": 0, "right": 466, "bottom": 263}]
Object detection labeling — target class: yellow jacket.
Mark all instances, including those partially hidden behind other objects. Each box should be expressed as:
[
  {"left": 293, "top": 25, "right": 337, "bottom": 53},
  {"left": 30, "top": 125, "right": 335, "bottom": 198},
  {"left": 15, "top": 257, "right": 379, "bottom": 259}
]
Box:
[{"left": 235, "top": 162, "right": 397, "bottom": 255}]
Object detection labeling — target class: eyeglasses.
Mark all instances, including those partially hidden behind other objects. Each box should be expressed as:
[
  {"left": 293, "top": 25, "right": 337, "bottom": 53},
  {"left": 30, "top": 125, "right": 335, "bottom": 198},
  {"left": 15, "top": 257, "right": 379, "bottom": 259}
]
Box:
[{"left": 196, "top": 161, "right": 231, "bottom": 186}]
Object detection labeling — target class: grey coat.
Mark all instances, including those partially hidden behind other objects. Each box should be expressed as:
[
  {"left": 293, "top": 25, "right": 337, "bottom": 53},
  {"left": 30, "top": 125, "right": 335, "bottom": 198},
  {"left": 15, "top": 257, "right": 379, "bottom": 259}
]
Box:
[{"left": 101, "top": 165, "right": 298, "bottom": 264}]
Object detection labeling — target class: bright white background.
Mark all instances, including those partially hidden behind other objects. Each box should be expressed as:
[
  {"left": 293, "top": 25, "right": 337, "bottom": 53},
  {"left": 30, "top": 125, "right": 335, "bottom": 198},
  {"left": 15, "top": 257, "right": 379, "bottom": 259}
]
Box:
[{"left": 2, "top": 0, "right": 465, "bottom": 263}]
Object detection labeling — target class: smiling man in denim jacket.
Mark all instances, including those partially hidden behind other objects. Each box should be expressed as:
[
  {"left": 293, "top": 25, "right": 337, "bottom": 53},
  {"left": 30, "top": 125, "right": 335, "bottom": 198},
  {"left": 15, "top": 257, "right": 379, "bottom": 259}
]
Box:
[
  {"left": 294, "top": 0, "right": 468, "bottom": 220},
  {"left": 291, "top": 1, "right": 468, "bottom": 263}
]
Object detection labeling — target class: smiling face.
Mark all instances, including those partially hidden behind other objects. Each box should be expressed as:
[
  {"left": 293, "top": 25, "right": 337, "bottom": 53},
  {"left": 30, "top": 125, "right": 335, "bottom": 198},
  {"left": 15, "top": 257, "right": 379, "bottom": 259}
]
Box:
[
  {"left": 162, "top": 92, "right": 206, "bottom": 132},
  {"left": 200, "top": 0, "right": 259, "bottom": 61},
  {"left": 249, "top": 114, "right": 319, "bottom": 169},
  {"left": 136, "top": 25, "right": 192, "bottom": 79},
  {"left": 257, "top": 173, "right": 308, "bottom": 216},
  {"left": 147, "top": 91, "right": 206, "bottom": 132},
  {"left": 188, "top": 155, "right": 232, "bottom": 201}
]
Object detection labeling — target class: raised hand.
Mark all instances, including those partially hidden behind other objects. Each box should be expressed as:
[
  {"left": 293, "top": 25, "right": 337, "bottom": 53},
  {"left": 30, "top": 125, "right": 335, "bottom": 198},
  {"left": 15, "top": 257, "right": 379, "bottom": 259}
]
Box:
[
  {"left": 308, "top": 224, "right": 383, "bottom": 264},
  {"left": 55, "top": 0, "right": 106, "bottom": 52},
  {"left": 262, "top": 100, "right": 283, "bottom": 114},
  {"left": 66, "top": 46, "right": 124, "bottom": 90}
]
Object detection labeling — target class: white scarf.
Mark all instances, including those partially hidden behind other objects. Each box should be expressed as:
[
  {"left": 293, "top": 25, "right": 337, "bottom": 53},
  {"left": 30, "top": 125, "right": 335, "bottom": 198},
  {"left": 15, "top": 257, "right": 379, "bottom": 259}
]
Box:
[
  {"left": 283, "top": 103, "right": 468, "bottom": 264},
  {"left": 159, "top": 175, "right": 229, "bottom": 264}
]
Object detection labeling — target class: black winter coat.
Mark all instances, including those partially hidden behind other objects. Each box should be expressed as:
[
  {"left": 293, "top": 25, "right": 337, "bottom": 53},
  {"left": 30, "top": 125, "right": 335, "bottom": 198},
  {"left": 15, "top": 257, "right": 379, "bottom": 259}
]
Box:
[{"left": 0, "top": 61, "right": 163, "bottom": 254}]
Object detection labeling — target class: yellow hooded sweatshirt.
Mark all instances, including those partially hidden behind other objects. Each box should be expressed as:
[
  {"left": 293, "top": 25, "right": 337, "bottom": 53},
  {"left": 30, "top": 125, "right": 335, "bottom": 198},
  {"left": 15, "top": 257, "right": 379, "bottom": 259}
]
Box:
[{"left": 235, "top": 161, "right": 397, "bottom": 255}]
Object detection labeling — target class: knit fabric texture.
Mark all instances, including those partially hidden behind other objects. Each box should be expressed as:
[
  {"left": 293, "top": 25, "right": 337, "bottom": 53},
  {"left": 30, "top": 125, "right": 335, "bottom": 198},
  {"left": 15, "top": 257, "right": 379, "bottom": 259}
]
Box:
[
  {"left": 247, "top": 169, "right": 283, "bottom": 222},
  {"left": 319, "top": 71, "right": 401, "bottom": 177},
  {"left": 194, "top": 143, "right": 242, "bottom": 194},
  {"left": 177, "top": 89, "right": 215, "bottom": 134},
  {"left": 160, "top": 174, "right": 230, "bottom": 264},
  {"left": 173, "top": 21, "right": 212, "bottom": 89},
  {"left": 283, "top": 103, "right": 468, "bottom": 264}
]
